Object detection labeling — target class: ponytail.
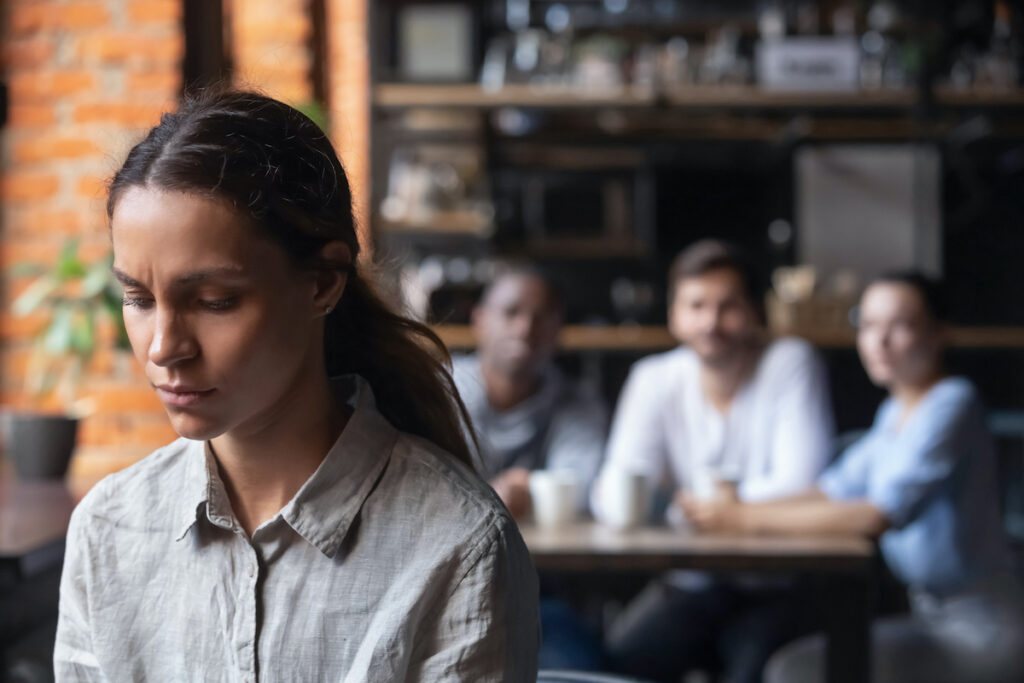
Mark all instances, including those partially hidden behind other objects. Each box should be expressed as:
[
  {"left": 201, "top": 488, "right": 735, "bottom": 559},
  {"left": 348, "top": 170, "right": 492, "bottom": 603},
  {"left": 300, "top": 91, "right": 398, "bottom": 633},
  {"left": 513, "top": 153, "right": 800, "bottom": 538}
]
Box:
[{"left": 326, "top": 270, "right": 477, "bottom": 469}]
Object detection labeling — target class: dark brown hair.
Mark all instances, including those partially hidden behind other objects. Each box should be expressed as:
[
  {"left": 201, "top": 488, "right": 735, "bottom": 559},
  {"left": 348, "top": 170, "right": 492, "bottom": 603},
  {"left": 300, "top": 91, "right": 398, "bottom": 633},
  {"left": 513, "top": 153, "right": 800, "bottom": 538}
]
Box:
[
  {"left": 667, "top": 239, "right": 766, "bottom": 322},
  {"left": 867, "top": 271, "right": 947, "bottom": 323},
  {"left": 107, "top": 90, "right": 476, "bottom": 469}
]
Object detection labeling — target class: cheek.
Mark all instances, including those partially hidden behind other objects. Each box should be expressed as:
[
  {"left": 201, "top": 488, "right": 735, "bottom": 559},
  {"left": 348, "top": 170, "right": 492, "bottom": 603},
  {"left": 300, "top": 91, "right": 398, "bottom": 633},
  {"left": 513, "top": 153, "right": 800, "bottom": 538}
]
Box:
[
  {"left": 123, "top": 313, "right": 152, "bottom": 360},
  {"left": 721, "top": 309, "right": 750, "bottom": 331}
]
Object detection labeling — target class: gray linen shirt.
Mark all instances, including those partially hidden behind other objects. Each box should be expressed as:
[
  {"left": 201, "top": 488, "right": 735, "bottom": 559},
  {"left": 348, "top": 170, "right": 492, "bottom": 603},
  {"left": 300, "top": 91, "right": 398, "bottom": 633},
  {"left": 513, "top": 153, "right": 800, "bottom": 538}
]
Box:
[{"left": 55, "top": 376, "right": 539, "bottom": 682}]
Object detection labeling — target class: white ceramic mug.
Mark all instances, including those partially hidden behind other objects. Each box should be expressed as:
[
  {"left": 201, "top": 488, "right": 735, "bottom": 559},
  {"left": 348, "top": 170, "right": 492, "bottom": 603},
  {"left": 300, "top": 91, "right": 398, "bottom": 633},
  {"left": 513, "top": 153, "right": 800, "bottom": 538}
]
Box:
[
  {"left": 601, "top": 467, "right": 649, "bottom": 530},
  {"left": 529, "top": 470, "right": 578, "bottom": 529},
  {"left": 688, "top": 468, "right": 720, "bottom": 501}
]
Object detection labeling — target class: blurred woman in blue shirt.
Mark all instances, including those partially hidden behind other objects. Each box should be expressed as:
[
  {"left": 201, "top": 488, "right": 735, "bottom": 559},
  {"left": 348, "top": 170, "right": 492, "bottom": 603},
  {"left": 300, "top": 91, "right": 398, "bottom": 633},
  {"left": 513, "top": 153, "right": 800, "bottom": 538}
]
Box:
[{"left": 682, "top": 272, "right": 1024, "bottom": 682}]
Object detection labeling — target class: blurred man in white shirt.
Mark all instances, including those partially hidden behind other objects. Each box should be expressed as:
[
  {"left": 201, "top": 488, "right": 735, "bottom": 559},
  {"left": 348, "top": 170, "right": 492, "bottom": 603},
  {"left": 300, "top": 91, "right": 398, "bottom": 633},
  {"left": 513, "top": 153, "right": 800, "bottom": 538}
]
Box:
[{"left": 594, "top": 240, "right": 834, "bottom": 683}]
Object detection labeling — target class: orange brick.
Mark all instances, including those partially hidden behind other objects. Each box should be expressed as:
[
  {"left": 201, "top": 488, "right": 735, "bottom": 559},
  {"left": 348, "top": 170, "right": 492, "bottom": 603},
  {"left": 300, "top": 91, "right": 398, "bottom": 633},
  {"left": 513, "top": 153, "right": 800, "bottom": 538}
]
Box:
[
  {"left": 1, "top": 38, "right": 56, "bottom": 70},
  {"left": 78, "top": 414, "right": 175, "bottom": 447},
  {"left": 15, "top": 137, "right": 103, "bottom": 164},
  {"left": 1, "top": 348, "right": 33, "bottom": 381},
  {"left": 9, "top": 70, "right": 96, "bottom": 101},
  {"left": 0, "top": 314, "right": 48, "bottom": 340},
  {"left": 73, "top": 103, "right": 168, "bottom": 127},
  {"left": 0, "top": 392, "right": 65, "bottom": 414},
  {"left": 76, "top": 175, "right": 110, "bottom": 199},
  {"left": 7, "top": 104, "right": 57, "bottom": 128},
  {"left": 77, "top": 33, "right": 184, "bottom": 65},
  {"left": 0, "top": 240, "right": 108, "bottom": 267},
  {"left": 126, "top": 70, "right": 181, "bottom": 93},
  {"left": 235, "top": 15, "right": 311, "bottom": 44},
  {"left": 8, "top": 209, "right": 83, "bottom": 236},
  {"left": 0, "top": 172, "right": 60, "bottom": 202},
  {"left": 9, "top": 2, "right": 110, "bottom": 34},
  {"left": 128, "top": 0, "right": 181, "bottom": 23}
]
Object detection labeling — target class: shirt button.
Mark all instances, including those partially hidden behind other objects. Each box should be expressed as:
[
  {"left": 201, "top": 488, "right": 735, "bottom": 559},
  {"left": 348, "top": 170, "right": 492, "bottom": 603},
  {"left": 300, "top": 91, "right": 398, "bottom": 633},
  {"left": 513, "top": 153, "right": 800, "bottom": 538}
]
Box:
[{"left": 248, "top": 564, "right": 256, "bottom": 577}]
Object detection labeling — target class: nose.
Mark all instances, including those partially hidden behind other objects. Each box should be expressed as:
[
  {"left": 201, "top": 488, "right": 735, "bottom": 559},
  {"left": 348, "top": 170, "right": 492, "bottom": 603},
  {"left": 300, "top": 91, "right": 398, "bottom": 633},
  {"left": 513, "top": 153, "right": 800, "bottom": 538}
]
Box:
[
  {"left": 508, "top": 311, "right": 536, "bottom": 339},
  {"left": 148, "top": 307, "right": 198, "bottom": 367}
]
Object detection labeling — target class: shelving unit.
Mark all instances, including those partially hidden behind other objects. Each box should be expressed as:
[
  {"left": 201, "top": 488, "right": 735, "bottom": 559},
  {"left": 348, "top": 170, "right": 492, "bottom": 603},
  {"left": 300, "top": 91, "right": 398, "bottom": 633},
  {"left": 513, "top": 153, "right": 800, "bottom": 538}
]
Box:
[
  {"left": 371, "top": 1, "right": 1024, "bottom": 349},
  {"left": 434, "top": 325, "right": 1024, "bottom": 352}
]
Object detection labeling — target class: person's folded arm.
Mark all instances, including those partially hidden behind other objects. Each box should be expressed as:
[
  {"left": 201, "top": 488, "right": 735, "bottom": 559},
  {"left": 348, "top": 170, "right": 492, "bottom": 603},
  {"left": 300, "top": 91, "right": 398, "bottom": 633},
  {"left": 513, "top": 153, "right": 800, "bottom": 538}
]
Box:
[{"left": 683, "top": 488, "right": 891, "bottom": 538}]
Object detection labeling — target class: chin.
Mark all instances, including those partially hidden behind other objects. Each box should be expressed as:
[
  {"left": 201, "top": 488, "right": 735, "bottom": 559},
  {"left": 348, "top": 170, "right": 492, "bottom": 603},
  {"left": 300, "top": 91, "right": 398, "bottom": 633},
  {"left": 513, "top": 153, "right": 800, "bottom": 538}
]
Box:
[
  {"left": 865, "top": 369, "right": 894, "bottom": 388},
  {"left": 165, "top": 413, "right": 227, "bottom": 442}
]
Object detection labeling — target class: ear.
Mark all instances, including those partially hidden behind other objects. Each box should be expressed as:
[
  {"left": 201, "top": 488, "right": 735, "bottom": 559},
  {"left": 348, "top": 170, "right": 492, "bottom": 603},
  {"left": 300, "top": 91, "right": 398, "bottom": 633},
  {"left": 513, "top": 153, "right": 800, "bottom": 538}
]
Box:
[{"left": 312, "top": 241, "right": 351, "bottom": 315}]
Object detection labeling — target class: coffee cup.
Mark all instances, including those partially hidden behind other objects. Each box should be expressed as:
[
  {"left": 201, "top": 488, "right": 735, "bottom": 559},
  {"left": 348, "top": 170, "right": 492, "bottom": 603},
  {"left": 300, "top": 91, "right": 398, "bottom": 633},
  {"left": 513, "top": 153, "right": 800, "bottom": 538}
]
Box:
[
  {"left": 529, "top": 470, "right": 578, "bottom": 529},
  {"left": 601, "top": 467, "right": 649, "bottom": 530}
]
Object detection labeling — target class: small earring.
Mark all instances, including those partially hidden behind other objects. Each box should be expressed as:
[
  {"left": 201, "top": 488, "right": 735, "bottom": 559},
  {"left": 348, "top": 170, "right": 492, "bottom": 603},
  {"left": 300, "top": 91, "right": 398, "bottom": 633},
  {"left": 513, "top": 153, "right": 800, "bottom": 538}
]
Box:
[{"left": 324, "top": 304, "right": 332, "bottom": 316}]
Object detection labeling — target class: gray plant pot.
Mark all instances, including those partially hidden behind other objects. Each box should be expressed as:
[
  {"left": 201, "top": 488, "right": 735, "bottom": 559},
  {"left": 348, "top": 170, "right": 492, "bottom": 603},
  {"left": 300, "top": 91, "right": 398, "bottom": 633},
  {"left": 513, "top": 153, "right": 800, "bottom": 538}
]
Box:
[{"left": 2, "top": 412, "right": 78, "bottom": 480}]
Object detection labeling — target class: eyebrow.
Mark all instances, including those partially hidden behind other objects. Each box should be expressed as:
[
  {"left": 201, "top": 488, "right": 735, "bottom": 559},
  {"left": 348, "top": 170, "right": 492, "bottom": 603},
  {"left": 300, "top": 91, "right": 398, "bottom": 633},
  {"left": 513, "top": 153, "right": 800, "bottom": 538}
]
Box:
[{"left": 111, "top": 266, "right": 247, "bottom": 288}]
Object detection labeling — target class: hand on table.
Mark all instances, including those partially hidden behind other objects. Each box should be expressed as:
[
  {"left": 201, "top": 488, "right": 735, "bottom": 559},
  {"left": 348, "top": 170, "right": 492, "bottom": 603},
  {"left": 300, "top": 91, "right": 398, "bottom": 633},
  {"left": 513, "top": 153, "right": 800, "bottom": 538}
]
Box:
[
  {"left": 490, "top": 467, "right": 532, "bottom": 518},
  {"left": 675, "top": 486, "right": 746, "bottom": 533}
]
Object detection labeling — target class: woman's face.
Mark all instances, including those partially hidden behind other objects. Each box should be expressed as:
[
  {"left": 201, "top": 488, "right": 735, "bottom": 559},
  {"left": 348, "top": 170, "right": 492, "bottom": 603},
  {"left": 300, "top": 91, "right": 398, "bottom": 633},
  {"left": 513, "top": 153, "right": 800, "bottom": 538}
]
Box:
[
  {"left": 856, "top": 282, "right": 942, "bottom": 390},
  {"left": 111, "top": 187, "right": 326, "bottom": 441}
]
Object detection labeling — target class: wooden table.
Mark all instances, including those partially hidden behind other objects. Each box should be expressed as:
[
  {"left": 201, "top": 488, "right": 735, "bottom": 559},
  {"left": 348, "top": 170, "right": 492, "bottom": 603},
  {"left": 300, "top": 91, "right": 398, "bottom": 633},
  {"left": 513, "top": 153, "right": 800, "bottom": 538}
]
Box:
[
  {"left": 521, "top": 522, "right": 875, "bottom": 683},
  {"left": 0, "top": 475, "right": 76, "bottom": 583}
]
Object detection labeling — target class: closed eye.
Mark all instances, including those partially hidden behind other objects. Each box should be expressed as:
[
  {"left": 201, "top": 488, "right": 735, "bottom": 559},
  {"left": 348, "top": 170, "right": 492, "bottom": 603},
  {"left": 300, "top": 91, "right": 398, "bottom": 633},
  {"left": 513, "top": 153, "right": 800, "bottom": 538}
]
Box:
[
  {"left": 200, "top": 297, "right": 239, "bottom": 312},
  {"left": 122, "top": 295, "right": 154, "bottom": 309}
]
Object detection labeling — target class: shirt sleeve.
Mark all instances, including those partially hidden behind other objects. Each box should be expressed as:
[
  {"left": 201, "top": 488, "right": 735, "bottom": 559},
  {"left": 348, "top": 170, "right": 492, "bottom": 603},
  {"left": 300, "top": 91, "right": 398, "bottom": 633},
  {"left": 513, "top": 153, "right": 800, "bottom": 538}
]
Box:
[
  {"left": 54, "top": 503, "right": 109, "bottom": 682},
  {"left": 407, "top": 517, "right": 539, "bottom": 682},
  {"left": 819, "top": 413, "right": 885, "bottom": 500},
  {"left": 592, "top": 357, "right": 672, "bottom": 521},
  {"left": 867, "top": 384, "right": 983, "bottom": 530},
  {"left": 739, "top": 343, "right": 835, "bottom": 502},
  {"left": 544, "top": 392, "right": 609, "bottom": 511}
]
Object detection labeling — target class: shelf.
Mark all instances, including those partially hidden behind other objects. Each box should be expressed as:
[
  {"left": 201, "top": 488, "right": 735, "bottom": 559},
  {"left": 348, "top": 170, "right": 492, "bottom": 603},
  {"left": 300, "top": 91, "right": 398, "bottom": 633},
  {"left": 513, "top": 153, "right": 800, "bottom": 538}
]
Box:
[
  {"left": 375, "top": 83, "right": 923, "bottom": 110},
  {"left": 933, "top": 85, "right": 1024, "bottom": 107},
  {"left": 661, "top": 85, "right": 916, "bottom": 109},
  {"left": 375, "top": 83, "right": 656, "bottom": 109},
  {"left": 433, "top": 325, "right": 1024, "bottom": 352},
  {"left": 376, "top": 82, "right": 1024, "bottom": 113},
  {"left": 377, "top": 211, "right": 494, "bottom": 236}
]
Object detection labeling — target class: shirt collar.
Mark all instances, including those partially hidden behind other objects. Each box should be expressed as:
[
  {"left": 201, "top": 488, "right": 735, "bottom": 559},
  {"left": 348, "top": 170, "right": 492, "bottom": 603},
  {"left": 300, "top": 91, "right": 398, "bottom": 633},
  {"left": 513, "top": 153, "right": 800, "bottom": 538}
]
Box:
[{"left": 174, "top": 375, "right": 400, "bottom": 557}]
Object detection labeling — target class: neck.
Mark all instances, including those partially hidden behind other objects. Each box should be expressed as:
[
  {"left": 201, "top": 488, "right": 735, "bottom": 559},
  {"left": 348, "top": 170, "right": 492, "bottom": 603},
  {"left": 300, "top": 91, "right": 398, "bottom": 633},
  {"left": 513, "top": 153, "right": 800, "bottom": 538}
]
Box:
[
  {"left": 210, "top": 367, "right": 347, "bottom": 536},
  {"left": 480, "top": 360, "right": 541, "bottom": 413},
  {"left": 699, "top": 344, "right": 762, "bottom": 413},
  {"left": 892, "top": 370, "right": 945, "bottom": 417}
]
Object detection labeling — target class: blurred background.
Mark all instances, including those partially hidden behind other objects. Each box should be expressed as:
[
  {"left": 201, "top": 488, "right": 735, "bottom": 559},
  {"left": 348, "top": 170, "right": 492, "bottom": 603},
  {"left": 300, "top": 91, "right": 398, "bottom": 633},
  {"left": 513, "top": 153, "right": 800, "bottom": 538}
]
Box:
[{"left": 1, "top": 0, "right": 1022, "bottom": 509}]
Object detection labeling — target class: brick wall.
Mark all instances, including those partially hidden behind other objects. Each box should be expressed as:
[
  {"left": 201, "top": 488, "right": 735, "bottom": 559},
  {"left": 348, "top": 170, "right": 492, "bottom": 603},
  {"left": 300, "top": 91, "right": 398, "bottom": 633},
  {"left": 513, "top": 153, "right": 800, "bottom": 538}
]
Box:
[
  {"left": 1, "top": 0, "right": 183, "bottom": 479},
  {"left": 1, "top": 0, "right": 369, "bottom": 481},
  {"left": 227, "top": 0, "right": 314, "bottom": 104}
]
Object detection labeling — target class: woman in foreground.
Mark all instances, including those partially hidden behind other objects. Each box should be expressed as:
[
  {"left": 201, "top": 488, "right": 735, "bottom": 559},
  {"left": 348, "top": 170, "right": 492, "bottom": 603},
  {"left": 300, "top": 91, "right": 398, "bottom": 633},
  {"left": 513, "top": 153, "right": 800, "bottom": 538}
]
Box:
[
  {"left": 54, "top": 90, "right": 538, "bottom": 682},
  {"left": 683, "top": 272, "right": 1024, "bottom": 682}
]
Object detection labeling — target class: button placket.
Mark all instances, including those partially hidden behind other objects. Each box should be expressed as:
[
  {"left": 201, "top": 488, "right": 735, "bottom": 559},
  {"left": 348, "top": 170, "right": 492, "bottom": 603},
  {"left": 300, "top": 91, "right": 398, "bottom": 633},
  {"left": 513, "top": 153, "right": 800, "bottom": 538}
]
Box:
[{"left": 235, "top": 537, "right": 260, "bottom": 682}]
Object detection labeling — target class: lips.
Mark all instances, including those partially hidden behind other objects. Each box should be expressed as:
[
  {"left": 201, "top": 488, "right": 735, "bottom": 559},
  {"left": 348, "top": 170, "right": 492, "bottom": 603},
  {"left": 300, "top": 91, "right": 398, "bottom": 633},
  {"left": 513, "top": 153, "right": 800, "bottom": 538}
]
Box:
[{"left": 155, "top": 385, "right": 216, "bottom": 408}]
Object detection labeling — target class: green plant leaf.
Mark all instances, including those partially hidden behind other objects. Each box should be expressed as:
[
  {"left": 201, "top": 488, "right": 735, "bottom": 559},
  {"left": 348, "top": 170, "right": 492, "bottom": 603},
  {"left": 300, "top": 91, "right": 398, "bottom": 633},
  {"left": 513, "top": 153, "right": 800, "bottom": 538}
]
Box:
[
  {"left": 70, "top": 308, "right": 96, "bottom": 356},
  {"left": 43, "top": 303, "right": 74, "bottom": 355},
  {"left": 12, "top": 275, "right": 60, "bottom": 316},
  {"left": 56, "top": 239, "right": 87, "bottom": 280},
  {"left": 81, "top": 260, "right": 111, "bottom": 298},
  {"left": 8, "top": 263, "right": 46, "bottom": 278},
  {"left": 102, "top": 285, "right": 132, "bottom": 350}
]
